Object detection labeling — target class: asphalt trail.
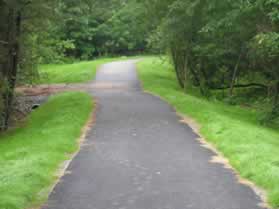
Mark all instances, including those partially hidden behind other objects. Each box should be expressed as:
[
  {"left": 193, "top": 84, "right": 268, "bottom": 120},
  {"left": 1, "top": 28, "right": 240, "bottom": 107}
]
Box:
[{"left": 43, "top": 60, "right": 265, "bottom": 209}]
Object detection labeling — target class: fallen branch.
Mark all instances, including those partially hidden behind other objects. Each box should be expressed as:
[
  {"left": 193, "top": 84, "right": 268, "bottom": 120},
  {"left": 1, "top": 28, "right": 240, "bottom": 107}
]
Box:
[
  {"left": 0, "top": 40, "right": 8, "bottom": 45},
  {"left": 212, "top": 83, "right": 267, "bottom": 90}
]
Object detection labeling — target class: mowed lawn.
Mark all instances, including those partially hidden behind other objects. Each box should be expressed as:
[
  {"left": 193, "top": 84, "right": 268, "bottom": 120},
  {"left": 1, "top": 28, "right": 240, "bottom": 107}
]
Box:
[
  {"left": 38, "top": 57, "right": 137, "bottom": 84},
  {"left": 137, "top": 57, "right": 279, "bottom": 208},
  {"left": 0, "top": 92, "right": 93, "bottom": 209}
]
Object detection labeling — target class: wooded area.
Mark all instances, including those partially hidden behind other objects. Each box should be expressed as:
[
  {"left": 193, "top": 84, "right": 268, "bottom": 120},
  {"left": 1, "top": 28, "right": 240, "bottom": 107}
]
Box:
[
  {"left": 0, "top": 0, "right": 149, "bottom": 129},
  {"left": 1, "top": 0, "right": 279, "bottom": 129},
  {"left": 144, "top": 0, "right": 279, "bottom": 124}
]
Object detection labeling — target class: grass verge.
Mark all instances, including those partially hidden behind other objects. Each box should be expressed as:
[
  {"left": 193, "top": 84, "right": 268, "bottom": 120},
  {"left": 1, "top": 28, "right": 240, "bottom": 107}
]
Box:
[
  {"left": 137, "top": 57, "right": 279, "bottom": 208},
  {"left": 0, "top": 92, "right": 93, "bottom": 209},
  {"left": 38, "top": 56, "right": 138, "bottom": 84}
]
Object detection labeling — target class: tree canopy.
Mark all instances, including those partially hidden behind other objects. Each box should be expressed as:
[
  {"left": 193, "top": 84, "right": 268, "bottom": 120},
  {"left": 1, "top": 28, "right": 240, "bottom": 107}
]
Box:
[
  {"left": 0, "top": 0, "right": 279, "bottom": 128},
  {"left": 145, "top": 0, "right": 279, "bottom": 122}
]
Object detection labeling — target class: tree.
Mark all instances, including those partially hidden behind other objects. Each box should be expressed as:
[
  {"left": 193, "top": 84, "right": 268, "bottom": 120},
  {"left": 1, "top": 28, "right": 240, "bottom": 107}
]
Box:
[
  {"left": 0, "top": 0, "right": 23, "bottom": 129},
  {"left": 0, "top": 0, "right": 57, "bottom": 130},
  {"left": 146, "top": 0, "right": 279, "bottom": 121}
]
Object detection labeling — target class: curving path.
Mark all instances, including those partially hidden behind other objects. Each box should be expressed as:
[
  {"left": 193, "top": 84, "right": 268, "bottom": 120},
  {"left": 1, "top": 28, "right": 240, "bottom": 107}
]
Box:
[{"left": 43, "top": 60, "right": 265, "bottom": 209}]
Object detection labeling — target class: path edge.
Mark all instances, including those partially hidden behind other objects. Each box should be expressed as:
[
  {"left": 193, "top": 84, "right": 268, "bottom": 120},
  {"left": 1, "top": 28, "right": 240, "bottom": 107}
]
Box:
[
  {"left": 33, "top": 97, "right": 98, "bottom": 209},
  {"left": 141, "top": 89, "right": 271, "bottom": 209}
]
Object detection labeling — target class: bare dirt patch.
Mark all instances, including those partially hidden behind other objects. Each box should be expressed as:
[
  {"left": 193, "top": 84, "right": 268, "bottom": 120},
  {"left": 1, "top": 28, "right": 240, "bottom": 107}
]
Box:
[
  {"left": 12, "top": 83, "right": 93, "bottom": 126},
  {"left": 16, "top": 83, "right": 92, "bottom": 96}
]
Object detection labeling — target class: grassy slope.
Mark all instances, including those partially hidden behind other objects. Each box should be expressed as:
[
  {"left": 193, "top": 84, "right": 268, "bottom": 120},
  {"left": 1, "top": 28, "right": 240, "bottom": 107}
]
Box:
[
  {"left": 38, "top": 57, "right": 137, "bottom": 84},
  {"left": 137, "top": 57, "right": 279, "bottom": 208},
  {"left": 0, "top": 92, "right": 93, "bottom": 209}
]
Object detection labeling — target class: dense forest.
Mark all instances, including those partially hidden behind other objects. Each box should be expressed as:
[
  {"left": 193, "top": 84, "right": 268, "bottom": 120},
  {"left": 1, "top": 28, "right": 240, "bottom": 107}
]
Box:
[
  {"left": 1, "top": 0, "right": 279, "bottom": 129},
  {"left": 145, "top": 0, "right": 279, "bottom": 124}
]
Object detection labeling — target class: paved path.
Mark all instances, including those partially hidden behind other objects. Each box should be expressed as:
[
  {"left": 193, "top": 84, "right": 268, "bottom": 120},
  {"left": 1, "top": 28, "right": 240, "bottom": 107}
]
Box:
[{"left": 43, "top": 61, "right": 265, "bottom": 209}]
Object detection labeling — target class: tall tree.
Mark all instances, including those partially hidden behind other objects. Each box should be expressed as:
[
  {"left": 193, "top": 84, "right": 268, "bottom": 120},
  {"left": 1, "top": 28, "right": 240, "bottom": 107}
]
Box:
[{"left": 0, "top": 0, "right": 57, "bottom": 129}]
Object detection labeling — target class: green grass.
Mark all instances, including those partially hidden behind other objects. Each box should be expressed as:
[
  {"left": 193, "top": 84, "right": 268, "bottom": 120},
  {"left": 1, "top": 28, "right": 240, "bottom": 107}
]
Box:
[
  {"left": 38, "top": 56, "right": 138, "bottom": 84},
  {"left": 0, "top": 92, "right": 93, "bottom": 209},
  {"left": 137, "top": 57, "right": 279, "bottom": 209}
]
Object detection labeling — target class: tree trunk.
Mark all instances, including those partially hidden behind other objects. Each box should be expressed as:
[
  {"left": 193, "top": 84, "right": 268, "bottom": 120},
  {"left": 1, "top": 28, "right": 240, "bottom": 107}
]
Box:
[
  {"left": 188, "top": 62, "right": 200, "bottom": 87},
  {"left": 272, "top": 82, "right": 279, "bottom": 115},
  {"left": 1, "top": 9, "right": 21, "bottom": 130},
  {"left": 183, "top": 53, "right": 188, "bottom": 91},
  {"left": 229, "top": 53, "right": 242, "bottom": 97},
  {"left": 171, "top": 46, "right": 184, "bottom": 88}
]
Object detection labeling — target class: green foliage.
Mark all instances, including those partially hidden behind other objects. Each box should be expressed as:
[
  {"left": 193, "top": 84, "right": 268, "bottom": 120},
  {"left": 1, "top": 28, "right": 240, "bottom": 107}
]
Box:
[
  {"left": 90, "top": 0, "right": 148, "bottom": 56},
  {"left": 45, "top": 0, "right": 150, "bottom": 59},
  {"left": 19, "top": 0, "right": 59, "bottom": 77},
  {"left": 137, "top": 57, "right": 279, "bottom": 208},
  {"left": 38, "top": 39, "right": 76, "bottom": 64},
  {"left": 1, "top": 0, "right": 152, "bottom": 128},
  {"left": 0, "top": 92, "right": 93, "bottom": 209},
  {"left": 146, "top": 0, "right": 279, "bottom": 123},
  {"left": 0, "top": 0, "right": 60, "bottom": 128},
  {"left": 249, "top": 32, "right": 279, "bottom": 79}
]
